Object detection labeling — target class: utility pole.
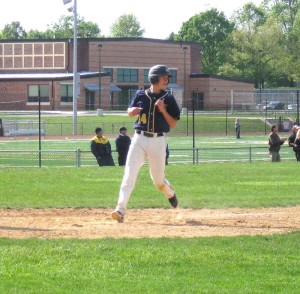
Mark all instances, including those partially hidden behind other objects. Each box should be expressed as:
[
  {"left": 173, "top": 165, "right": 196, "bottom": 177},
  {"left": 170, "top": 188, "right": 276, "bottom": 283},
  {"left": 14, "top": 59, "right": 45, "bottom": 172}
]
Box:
[{"left": 98, "top": 44, "right": 102, "bottom": 108}]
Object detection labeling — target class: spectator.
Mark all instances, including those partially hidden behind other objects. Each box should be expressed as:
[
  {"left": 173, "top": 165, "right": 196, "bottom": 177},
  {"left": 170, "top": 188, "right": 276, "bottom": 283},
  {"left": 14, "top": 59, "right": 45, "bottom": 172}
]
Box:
[
  {"left": 293, "top": 129, "right": 300, "bottom": 161},
  {"left": 90, "top": 127, "right": 115, "bottom": 166},
  {"left": 115, "top": 127, "right": 131, "bottom": 166},
  {"left": 166, "top": 144, "right": 169, "bottom": 165},
  {"left": 268, "top": 125, "right": 287, "bottom": 162},
  {"left": 288, "top": 125, "right": 299, "bottom": 160},
  {"left": 235, "top": 118, "right": 241, "bottom": 139}
]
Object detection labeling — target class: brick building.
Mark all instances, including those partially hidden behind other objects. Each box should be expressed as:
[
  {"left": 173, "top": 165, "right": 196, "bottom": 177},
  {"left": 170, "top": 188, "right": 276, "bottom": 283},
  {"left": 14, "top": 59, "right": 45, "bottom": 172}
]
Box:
[{"left": 0, "top": 38, "right": 254, "bottom": 111}]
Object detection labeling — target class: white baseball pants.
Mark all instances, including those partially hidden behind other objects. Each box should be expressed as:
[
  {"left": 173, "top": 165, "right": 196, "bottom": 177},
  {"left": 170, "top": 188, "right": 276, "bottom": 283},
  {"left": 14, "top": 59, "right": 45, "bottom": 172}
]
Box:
[{"left": 115, "top": 132, "right": 175, "bottom": 216}]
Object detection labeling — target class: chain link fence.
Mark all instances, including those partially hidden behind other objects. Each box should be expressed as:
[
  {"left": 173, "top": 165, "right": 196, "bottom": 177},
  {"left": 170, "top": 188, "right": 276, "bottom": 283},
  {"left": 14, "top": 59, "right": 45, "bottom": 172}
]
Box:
[
  {"left": 0, "top": 117, "right": 277, "bottom": 137},
  {"left": 231, "top": 89, "right": 300, "bottom": 114},
  {"left": 0, "top": 146, "right": 296, "bottom": 168}
]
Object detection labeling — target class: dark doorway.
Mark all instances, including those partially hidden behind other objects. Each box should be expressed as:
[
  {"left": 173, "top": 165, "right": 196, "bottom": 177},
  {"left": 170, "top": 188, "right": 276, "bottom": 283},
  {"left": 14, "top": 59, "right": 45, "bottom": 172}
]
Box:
[
  {"left": 192, "top": 92, "right": 204, "bottom": 110},
  {"left": 86, "top": 91, "right": 95, "bottom": 110},
  {"left": 117, "top": 86, "right": 138, "bottom": 110}
]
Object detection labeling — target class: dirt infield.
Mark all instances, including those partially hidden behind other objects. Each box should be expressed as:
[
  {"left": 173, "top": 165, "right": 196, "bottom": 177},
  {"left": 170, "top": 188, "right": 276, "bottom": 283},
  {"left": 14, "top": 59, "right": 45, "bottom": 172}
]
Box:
[{"left": 1, "top": 206, "right": 300, "bottom": 239}]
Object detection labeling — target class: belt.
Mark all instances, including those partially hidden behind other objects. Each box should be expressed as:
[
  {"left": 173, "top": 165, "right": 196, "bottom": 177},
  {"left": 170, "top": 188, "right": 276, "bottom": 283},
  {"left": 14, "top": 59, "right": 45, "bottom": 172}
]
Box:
[{"left": 136, "top": 130, "right": 164, "bottom": 137}]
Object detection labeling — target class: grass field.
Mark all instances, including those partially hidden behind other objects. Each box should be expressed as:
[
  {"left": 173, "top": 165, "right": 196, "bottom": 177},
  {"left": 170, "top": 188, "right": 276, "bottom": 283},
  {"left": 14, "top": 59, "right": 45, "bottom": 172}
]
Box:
[
  {"left": 1, "top": 111, "right": 273, "bottom": 136},
  {"left": 1, "top": 113, "right": 300, "bottom": 293},
  {"left": 1, "top": 233, "right": 299, "bottom": 293},
  {"left": 1, "top": 163, "right": 300, "bottom": 293},
  {"left": 0, "top": 133, "right": 297, "bottom": 167},
  {"left": 1, "top": 163, "right": 300, "bottom": 209}
]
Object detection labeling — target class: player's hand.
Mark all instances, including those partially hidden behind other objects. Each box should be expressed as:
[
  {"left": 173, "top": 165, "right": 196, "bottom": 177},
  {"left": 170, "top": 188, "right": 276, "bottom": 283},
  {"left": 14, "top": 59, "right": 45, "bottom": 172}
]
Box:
[
  {"left": 128, "top": 107, "right": 143, "bottom": 116},
  {"left": 155, "top": 98, "right": 166, "bottom": 113}
]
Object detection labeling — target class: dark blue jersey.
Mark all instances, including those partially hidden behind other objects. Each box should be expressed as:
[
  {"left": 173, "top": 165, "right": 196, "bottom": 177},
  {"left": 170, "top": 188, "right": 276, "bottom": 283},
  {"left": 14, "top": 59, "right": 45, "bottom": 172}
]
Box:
[{"left": 130, "top": 88, "right": 180, "bottom": 133}]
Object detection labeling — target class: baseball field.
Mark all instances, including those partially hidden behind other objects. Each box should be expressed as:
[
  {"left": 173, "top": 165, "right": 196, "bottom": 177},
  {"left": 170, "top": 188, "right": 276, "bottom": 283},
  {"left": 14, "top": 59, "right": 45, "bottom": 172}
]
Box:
[
  {"left": 1, "top": 113, "right": 299, "bottom": 292},
  {"left": 1, "top": 162, "right": 300, "bottom": 293}
]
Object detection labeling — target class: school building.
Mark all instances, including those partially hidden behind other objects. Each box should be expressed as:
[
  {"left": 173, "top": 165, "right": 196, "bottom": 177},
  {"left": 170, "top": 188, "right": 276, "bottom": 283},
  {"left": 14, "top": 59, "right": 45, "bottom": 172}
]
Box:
[{"left": 0, "top": 38, "right": 254, "bottom": 111}]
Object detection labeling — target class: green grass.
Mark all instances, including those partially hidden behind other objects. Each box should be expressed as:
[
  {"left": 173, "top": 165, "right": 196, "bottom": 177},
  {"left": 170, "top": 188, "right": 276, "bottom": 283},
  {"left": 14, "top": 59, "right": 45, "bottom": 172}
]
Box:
[
  {"left": 1, "top": 126, "right": 300, "bottom": 293},
  {"left": 0, "top": 134, "right": 270, "bottom": 151},
  {"left": 1, "top": 163, "right": 300, "bottom": 209},
  {"left": 2, "top": 112, "right": 270, "bottom": 135},
  {"left": 0, "top": 234, "right": 299, "bottom": 293},
  {"left": 2, "top": 134, "right": 283, "bottom": 167},
  {"left": 1, "top": 163, "right": 300, "bottom": 293}
]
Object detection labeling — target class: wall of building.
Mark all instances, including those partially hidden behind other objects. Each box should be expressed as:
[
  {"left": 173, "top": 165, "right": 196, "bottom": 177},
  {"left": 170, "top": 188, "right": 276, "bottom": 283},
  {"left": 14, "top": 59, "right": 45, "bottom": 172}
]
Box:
[
  {"left": 0, "top": 38, "right": 254, "bottom": 111},
  {"left": 0, "top": 41, "right": 67, "bottom": 73},
  {"left": 190, "top": 76, "right": 254, "bottom": 110}
]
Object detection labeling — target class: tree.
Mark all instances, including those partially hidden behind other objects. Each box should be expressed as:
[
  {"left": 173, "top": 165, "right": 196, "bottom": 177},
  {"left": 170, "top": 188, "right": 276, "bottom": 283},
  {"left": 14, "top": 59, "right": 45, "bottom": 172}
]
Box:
[
  {"left": 220, "top": 3, "right": 269, "bottom": 86},
  {"left": 263, "top": 0, "right": 300, "bottom": 84},
  {"left": 167, "top": 32, "right": 176, "bottom": 40},
  {"left": 220, "top": 16, "right": 284, "bottom": 88},
  {"left": 263, "top": 0, "right": 300, "bottom": 31},
  {"left": 173, "top": 9, "right": 234, "bottom": 75},
  {"left": 26, "top": 29, "right": 55, "bottom": 40},
  {"left": 110, "top": 14, "right": 144, "bottom": 38},
  {"left": 49, "top": 15, "right": 102, "bottom": 38},
  {"left": 0, "top": 16, "right": 102, "bottom": 40},
  {"left": 233, "top": 1, "right": 267, "bottom": 29},
  {"left": 1, "top": 21, "right": 27, "bottom": 39}
]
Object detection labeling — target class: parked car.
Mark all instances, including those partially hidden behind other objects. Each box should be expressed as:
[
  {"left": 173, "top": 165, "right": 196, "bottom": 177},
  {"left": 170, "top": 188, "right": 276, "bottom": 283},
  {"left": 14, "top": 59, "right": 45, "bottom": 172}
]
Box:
[
  {"left": 288, "top": 104, "right": 298, "bottom": 110},
  {"left": 263, "top": 101, "right": 285, "bottom": 110}
]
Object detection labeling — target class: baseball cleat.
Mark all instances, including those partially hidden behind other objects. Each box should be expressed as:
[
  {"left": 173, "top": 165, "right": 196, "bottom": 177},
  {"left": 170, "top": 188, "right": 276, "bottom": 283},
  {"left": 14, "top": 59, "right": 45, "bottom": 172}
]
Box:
[
  {"left": 168, "top": 194, "right": 178, "bottom": 208},
  {"left": 112, "top": 210, "right": 124, "bottom": 223}
]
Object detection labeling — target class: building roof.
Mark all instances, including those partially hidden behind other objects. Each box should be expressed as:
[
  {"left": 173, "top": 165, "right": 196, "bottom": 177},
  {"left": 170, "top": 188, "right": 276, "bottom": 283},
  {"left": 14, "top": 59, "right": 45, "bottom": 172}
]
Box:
[
  {"left": 0, "top": 37, "right": 202, "bottom": 49},
  {"left": 0, "top": 72, "right": 110, "bottom": 82},
  {"left": 190, "top": 73, "right": 253, "bottom": 84},
  {"left": 84, "top": 83, "right": 121, "bottom": 92}
]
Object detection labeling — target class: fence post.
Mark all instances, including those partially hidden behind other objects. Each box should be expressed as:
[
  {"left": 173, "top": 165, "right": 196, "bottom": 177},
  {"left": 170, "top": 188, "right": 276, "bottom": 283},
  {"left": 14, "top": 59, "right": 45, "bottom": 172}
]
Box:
[
  {"left": 249, "top": 147, "right": 252, "bottom": 163},
  {"left": 231, "top": 90, "right": 234, "bottom": 114},
  {"left": 76, "top": 148, "right": 81, "bottom": 167}
]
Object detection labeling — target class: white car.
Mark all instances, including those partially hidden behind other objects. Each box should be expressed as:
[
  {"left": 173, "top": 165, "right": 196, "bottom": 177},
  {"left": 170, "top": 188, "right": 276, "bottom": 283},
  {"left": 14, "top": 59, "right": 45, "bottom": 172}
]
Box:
[
  {"left": 263, "top": 101, "right": 285, "bottom": 110},
  {"left": 288, "top": 104, "right": 298, "bottom": 110}
]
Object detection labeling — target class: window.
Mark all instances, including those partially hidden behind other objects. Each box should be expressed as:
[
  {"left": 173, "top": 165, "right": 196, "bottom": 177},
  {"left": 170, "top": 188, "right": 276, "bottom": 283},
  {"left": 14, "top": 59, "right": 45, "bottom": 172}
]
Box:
[
  {"left": 117, "top": 68, "right": 138, "bottom": 83},
  {"left": 144, "top": 69, "right": 150, "bottom": 83},
  {"left": 169, "top": 70, "right": 177, "bottom": 83},
  {"left": 117, "top": 86, "right": 138, "bottom": 110},
  {"left": 28, "top": 85, "right": 49, "bottom": 102},
  {"left": 104, "top": 68, "right": 113, "bottom": 82},
  {"left": 60, "top": 84, "right": 73, "bottom": 102}
]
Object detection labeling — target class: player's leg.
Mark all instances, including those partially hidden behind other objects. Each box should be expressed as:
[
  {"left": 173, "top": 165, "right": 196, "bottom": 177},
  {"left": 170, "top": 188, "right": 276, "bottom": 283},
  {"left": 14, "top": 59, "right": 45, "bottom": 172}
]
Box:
[
  {"left": 114, "top": 135, "right": 147, "bottom": 216},
  {"left": 148, "top": 137, "right": 177, "bottom": 207}
]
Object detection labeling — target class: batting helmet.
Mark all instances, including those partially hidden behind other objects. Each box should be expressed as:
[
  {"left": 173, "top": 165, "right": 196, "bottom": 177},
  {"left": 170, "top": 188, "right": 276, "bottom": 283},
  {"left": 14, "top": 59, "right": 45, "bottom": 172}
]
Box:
[{"left": 148, "top": 65, "right": 173, "bottom": 84}]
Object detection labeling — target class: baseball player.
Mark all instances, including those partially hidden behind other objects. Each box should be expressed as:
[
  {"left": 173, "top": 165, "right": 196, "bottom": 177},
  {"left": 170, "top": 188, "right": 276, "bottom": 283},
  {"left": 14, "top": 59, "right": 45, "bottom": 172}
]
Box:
[{"left": 112, "top": 64, "right": 180, "bottom": 223}]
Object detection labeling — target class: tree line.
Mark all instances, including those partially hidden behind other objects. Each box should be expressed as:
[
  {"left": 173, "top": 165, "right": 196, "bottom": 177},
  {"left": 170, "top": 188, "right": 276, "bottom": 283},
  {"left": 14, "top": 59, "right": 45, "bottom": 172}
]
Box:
[{"left": 1, "top": 0, "right": 299, "bottom": 89}]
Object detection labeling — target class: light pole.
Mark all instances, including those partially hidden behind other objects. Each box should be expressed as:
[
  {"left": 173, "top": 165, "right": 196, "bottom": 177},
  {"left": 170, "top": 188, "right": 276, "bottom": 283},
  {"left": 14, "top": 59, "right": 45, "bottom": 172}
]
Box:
[
  {"left": 98, "top": 44, "right": 102, "bottom": 108},
  {"left": 259, "top": 49, "right": 263, "bottom": 103},
  {"left": 183, "top": 46, "right": 188, "bottom": 108},
  {"left": 62, "top": 0, "right": 78, "bottom": 135},
  {"left": 182, "top": 46, "right": 188, "bottom": 136}
]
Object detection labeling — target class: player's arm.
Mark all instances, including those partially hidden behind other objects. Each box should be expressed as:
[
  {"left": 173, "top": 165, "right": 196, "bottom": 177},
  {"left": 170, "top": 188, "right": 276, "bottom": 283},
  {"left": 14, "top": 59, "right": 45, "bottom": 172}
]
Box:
[
  {"left": 128, "top": 107, "right": 143, "bottom": 117},
  {"left": 90, "top": 140, "right": 98, "bottom": 158},
  {"left": 155, "top": 99, "right": 177, "bottom": 128},
  {"left": 160, "top": 109, "right": 177, "bottom": 128}
]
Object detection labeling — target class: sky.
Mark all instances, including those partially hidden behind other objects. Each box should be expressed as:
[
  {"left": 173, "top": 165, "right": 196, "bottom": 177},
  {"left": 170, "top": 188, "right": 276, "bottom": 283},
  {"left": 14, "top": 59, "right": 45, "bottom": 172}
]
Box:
[{"left": 0, "top": 0, "right": 263, "bottom": 39}]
